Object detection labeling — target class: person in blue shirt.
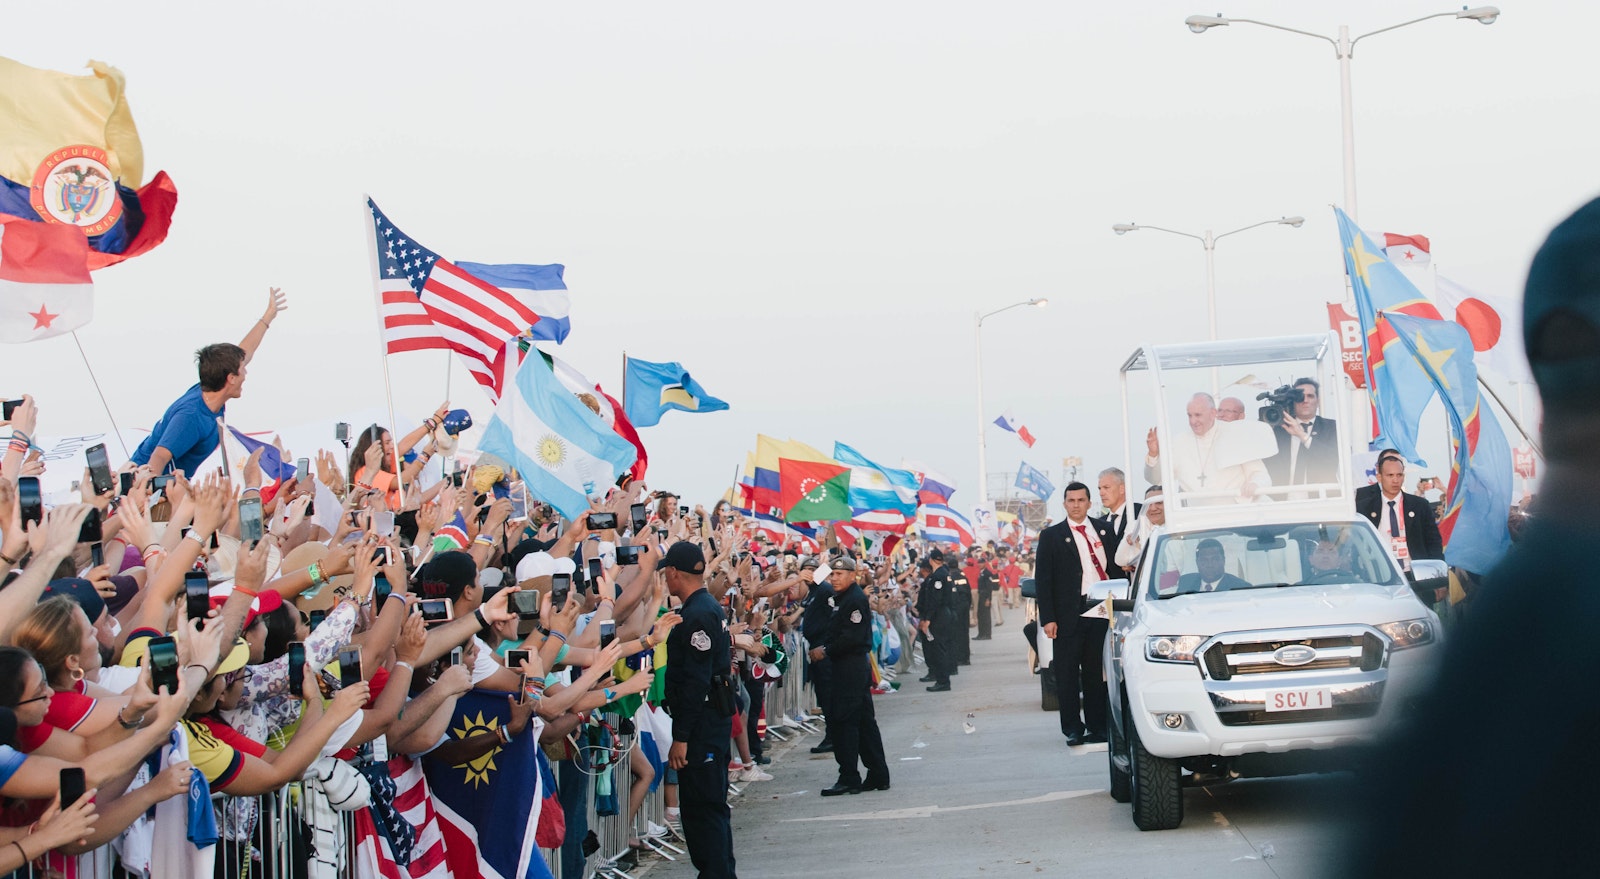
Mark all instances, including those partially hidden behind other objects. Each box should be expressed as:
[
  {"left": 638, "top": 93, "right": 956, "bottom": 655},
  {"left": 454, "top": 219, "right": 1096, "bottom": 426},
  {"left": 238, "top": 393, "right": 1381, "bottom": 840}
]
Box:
[{"left": 131, "top": 289, "right": 286, "bottom": 475}]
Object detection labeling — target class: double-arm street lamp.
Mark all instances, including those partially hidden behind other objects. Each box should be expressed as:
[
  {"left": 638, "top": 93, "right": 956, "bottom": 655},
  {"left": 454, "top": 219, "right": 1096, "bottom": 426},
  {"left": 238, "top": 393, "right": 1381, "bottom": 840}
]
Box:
[
  {"left": 1111, "top": 217, "right": 1304, "bottom": 341},
  {"left": 1183, "top": 7, "right": 1500, "bottom": 222}
]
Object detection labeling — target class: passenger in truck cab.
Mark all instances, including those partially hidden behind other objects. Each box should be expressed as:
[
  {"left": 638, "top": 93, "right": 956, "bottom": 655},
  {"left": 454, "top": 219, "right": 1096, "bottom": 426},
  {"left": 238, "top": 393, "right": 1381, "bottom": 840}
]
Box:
[
  {"left": 1175, "top": 539, "right": 1251, "bottom": 594},
  {"left": 1303, "top": 538, "right": 1359, "bottom": 583}
]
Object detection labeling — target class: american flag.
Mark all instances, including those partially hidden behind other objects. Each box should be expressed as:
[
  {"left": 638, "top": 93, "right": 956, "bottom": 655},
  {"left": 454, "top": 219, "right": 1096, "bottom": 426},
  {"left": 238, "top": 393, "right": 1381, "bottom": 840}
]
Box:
[{"left": 369, "top": 198, "right": 539, "bottom": 401}]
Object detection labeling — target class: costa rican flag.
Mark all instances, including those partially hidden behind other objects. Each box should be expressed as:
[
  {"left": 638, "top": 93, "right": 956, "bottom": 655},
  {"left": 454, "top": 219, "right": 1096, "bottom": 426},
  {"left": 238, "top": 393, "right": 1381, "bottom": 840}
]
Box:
[{"left": 919, "top": 504, "right": 973, "bottom": 546}]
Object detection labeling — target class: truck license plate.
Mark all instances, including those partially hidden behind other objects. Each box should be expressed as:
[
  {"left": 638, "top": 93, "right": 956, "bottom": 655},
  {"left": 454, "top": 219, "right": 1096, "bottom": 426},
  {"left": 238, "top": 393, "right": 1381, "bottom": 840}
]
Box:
[{"left": 1265, "top": 687, "right": 1333, "bottom": 712}]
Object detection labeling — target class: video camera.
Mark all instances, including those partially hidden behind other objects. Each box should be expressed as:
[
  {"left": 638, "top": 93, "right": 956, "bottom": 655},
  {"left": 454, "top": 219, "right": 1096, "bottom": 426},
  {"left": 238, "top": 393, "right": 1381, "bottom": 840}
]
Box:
[{"left": 1256, "top": 384, "right": 1305, "bottom": 424}]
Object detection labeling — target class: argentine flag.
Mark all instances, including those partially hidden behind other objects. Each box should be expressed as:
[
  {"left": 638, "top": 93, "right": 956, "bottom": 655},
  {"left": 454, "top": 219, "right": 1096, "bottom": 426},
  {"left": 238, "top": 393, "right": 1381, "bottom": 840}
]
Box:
[
  {"left": 479, "top": 350, "right": 638, "bottom": 520},
  {"left": 456, "top": 261, "right": 571, "bottom": 343},
  {"left": 833, "top": 443, "right": 919, "bottom": 515}
]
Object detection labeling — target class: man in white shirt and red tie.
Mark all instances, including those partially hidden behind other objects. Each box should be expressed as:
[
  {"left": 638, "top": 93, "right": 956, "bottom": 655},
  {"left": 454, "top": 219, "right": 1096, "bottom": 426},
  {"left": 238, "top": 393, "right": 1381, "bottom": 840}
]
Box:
[
  {"left": 1034, "top": 482, "right": 1117, "bottom": 746},
  {"left": 1356, "top": 452, "right": 1445, "bottom": 605}
]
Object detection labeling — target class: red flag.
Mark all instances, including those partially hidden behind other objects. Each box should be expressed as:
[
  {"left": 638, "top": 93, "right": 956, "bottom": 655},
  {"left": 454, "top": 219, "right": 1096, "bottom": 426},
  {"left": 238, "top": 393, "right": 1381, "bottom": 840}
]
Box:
[
  {"left": 1017, "top": 426, "right": 1037, "bottom": 448},
  {"left": 777, "top": 458, "right": 850, "bottom": 515}
]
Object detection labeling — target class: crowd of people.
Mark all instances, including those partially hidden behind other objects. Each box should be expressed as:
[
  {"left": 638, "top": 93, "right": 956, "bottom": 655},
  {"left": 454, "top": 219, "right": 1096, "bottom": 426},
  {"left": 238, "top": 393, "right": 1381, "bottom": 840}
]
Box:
[{"left": 0, "top": 289, "right": 1055, "bottom": 879}]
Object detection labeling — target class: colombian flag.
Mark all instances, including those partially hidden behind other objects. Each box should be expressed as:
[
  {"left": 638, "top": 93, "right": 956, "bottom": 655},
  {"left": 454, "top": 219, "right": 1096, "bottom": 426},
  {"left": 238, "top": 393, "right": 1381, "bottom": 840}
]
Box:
[{"left": 0, "top": 56, "right": 176, "bottom": 270}]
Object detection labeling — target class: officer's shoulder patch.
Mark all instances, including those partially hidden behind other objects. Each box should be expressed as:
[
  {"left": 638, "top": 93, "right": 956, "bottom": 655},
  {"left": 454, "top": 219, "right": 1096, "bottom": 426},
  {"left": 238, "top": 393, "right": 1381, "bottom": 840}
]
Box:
[
  {"left": 850, "top": 609, "right": 862, "bottom": 623},
  {"left": 690, "top": 630, "right": 711, "bottom": 651}
]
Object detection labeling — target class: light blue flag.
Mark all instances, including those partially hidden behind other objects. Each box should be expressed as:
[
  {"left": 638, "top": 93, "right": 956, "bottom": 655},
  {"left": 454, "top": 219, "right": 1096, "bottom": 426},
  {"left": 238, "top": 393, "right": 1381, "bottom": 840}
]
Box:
[
  {"left": 623, "top": 358, "right": 729, "bottom": 428},
  {"left": 1015, "top": 461, "right": 1054, "bottom": 501},
  {"left": 479, "top": 351, "right": 638, "bottom": 520},
  {"left": 456, "top": 262, "right": 571, "bottom": 343},
  {"left": 1334, "top": 207, "right": 1444, "bottom": 465},
  {"left": 833, "top": 442, "right": 919, "bottom": 515},
  {"left": 1383, "top": 313, "right": 1512, "bottom": 573}
]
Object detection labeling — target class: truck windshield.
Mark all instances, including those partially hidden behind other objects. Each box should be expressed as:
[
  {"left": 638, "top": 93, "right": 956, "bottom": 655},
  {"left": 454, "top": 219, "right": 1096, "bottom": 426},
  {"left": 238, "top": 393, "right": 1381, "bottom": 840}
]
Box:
[{"left": 1144, "top": 523, "right": 1405, "bottom": 600}]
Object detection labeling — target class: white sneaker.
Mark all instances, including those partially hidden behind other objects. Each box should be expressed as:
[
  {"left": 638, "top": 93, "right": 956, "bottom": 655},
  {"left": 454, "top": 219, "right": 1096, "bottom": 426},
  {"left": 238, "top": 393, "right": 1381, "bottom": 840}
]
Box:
[
  {"left": 645, "top": 821, "right": 669, "bottom": 838},
  {"left": 781, "top": 716, "right": 802, "bottom": 729},
  {"left": 740, "top": 767, "right": 773, "bottom": 782}
]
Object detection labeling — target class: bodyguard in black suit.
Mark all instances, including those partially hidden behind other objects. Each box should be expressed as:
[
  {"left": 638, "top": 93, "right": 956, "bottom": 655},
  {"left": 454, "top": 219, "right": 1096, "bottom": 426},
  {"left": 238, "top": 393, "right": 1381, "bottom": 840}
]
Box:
[
  {"left": 1034, "top": 482, "right": 1116, "bottom": 745},
  {"left": 1357, "top": 454, "right": 1445, "bottom": 602},
  {"left": 1265, "top": 378, "right": 1341, "bottom": 487}
]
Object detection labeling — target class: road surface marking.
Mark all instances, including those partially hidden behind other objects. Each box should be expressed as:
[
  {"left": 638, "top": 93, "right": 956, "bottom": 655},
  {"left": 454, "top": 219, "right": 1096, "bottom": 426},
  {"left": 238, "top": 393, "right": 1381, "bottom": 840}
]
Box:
[{"left": 786, "top": 789, "right": 1102, "bottom": 822}]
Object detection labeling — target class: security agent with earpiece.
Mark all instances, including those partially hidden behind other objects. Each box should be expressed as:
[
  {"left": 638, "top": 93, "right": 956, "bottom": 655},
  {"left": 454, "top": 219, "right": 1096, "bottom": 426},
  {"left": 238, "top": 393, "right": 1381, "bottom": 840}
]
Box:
[{"left": 662, "top": 542, "right": 738, "bottom": 878}]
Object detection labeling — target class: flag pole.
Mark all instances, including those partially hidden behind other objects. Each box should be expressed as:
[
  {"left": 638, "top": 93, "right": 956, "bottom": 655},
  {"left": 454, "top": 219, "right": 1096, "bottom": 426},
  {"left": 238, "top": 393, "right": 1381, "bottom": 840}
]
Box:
[
  {"left": 1476, "top": 374, "right": 1542, "bottom": 461},
  {"left": 620, "top": 350, "right": 628, "bottom": 415},
  {"left": 363, "top": 195, "right": 406, "bottom": 502},
  {"left": 68, "top": 331, "right": 130, "bottom": 458}
]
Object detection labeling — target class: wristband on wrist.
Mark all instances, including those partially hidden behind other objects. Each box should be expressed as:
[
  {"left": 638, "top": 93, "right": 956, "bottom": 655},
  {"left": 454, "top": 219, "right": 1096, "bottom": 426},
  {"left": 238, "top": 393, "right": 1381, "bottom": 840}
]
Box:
[
  {"left": 12, "top": 841, "right": 28, "bottom": 863},
  {"left": 118, "top": 707, "right": 145, "bottom": 730},
  {"left": 233, "top": 585, "right": 259, "bottom": 598},
  {"left": 550, "top": 629, "right": 567, "bottom": 643},
  {"left": 308, "top": 562, "right": 325, "bottom": 587},
  {"left": 474, "top": 608, "right": 492, "bottom": 632},
  {"left": 185, "top": 663, "right": 210, "bottom": 675},
  {"left": 495, "top": 725, "right": 510, "bottom": 745},
  {"left": 0, "top": 549, "right": 17, "bottom": 566},
  {"left": 394, "top": 661, "right": 413, "bottom": 672},
  {"left": 603, "top": 688, "right": 616, "bottom": 703}
]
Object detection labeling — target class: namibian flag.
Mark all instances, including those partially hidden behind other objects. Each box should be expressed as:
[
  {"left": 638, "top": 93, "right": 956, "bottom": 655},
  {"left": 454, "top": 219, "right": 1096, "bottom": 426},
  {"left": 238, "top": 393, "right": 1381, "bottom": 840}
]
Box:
[{"left": 433, "top": 512, "right": 469, "bottom": 554}]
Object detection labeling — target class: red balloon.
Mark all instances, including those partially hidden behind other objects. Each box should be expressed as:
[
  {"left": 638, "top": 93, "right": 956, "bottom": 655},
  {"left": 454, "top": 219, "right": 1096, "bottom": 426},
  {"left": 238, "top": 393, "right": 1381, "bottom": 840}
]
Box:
[{"left": 1455, "top": 297, "right": 1502, "bottom": 352}]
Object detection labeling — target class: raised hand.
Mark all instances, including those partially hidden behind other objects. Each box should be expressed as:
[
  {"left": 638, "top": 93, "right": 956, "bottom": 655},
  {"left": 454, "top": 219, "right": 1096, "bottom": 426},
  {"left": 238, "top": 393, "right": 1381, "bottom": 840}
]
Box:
[
  {"left": 1146, "top": 427, "right": 1160, "bottom": 458},
  {"left": 261, "top": 287, "right": 288, "bottom": 326}
]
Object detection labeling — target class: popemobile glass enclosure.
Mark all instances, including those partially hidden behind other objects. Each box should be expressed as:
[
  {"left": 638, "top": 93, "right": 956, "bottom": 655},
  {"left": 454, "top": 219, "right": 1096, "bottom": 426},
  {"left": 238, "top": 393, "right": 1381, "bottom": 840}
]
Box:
[{"left": 1119, "top": 332, "right": 1355, "bottom": 531}]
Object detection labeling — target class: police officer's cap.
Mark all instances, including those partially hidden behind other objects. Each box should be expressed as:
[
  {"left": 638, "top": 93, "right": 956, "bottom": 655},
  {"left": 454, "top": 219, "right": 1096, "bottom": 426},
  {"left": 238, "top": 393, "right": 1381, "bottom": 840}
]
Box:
[
  {"left": 927, "top": 548, "right": 945, "bottom": 562},
  {"left": 799, "top": 556, "right": 821, "bottom": 570},
  {"left": 661, "top": 541, "right": 706, "bottom": 574},
  {"left": 831, "top": 555, "right": 858, "bottom": 572}
]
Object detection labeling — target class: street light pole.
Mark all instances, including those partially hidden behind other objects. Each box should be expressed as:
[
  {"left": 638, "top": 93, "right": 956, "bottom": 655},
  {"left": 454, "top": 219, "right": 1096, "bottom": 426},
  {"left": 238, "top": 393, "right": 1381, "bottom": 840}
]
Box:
[
  {"left": 1112, "top": 217, "right": 1304, "bottom": 340},
  {"left": 975, "top": 298, "right": 1049, "bottom": 505},
  {"left": 1185, "top": 7, "right": 1500, "bottom": 223}
]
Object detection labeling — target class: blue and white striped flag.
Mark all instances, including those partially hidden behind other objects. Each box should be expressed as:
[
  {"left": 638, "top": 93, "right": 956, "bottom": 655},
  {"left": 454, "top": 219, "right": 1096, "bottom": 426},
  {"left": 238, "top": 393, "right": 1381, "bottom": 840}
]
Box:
[{"left": 456, "top": 262, "right": 571, "bottom": 343}]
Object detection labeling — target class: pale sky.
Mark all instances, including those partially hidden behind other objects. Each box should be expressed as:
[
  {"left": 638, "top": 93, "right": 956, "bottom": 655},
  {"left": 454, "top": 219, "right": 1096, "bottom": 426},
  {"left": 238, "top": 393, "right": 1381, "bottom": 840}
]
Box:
[{"left": 5, "top": 1, "right": 1586, "bottom": 516}]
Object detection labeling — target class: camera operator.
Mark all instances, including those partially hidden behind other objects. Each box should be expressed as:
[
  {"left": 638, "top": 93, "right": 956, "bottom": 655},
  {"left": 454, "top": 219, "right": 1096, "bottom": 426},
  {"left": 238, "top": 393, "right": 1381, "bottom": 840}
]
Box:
[{"left": 1263, "top": 377, "right": 1340, "bottom": 491}]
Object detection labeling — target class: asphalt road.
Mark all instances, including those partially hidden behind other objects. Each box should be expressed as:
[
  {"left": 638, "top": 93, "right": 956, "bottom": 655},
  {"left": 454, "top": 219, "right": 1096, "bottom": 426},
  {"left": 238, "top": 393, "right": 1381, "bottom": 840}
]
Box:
[{"left": 641, "top": 627, "right": 1360, "bottom": 879}]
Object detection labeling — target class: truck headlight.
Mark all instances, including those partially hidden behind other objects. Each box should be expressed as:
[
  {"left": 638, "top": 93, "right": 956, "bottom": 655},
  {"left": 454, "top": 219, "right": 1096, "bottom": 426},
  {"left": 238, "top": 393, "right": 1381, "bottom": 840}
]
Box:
[
  {"left": 1376, "top": 618, "right": 1434, "bottom": 650},
  {"left": 1145, "top": 635, "right": 1205, "bottom": 663}
]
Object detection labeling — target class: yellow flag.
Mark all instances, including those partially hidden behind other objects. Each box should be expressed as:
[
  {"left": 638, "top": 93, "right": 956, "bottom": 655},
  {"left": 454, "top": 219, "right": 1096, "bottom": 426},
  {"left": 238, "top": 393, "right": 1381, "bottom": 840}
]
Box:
[{"left": 0, "top": 57, "right": 144, "bottom": 187}]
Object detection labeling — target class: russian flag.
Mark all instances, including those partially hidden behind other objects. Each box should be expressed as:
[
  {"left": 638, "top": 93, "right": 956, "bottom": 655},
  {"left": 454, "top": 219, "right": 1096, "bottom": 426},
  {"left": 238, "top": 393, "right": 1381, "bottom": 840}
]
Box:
[
  {"left": 919, "top": 504, "right": 973, "bottom": 546},
  {"left": 904, "top": 461, "right": 956, "bottom": 507}
]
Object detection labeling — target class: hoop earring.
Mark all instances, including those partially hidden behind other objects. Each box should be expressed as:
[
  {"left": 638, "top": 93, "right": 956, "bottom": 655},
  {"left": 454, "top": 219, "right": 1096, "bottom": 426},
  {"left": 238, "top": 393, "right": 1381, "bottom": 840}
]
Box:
[{"left": 69, "top": 666, "right": 84, "bottom": 683}]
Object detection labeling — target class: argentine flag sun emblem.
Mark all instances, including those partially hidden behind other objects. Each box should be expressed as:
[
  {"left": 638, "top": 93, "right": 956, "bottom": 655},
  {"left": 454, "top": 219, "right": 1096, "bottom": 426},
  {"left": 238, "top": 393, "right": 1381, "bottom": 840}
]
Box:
[{"left": 536, "top": 435, "right": 567, "bottom": 469}]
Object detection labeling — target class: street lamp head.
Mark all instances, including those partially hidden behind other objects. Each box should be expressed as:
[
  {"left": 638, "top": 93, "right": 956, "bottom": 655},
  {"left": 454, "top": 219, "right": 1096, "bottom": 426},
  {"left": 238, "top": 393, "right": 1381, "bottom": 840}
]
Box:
[
  {"left": 1185, "top": 14, "right": 1230, "bottom": 33},
  {"left": 1030, "top": 298, "right": 1049, "bottom": 308},
  {"left": 1457, "top": 6, "right": 1499, "bottom": 24},
  {"left": 1112, "top": 223, "right": 1138, "bottom": 235},
  {"left": 1280, "top": 216, "right": 1305, "bottom": 228}
]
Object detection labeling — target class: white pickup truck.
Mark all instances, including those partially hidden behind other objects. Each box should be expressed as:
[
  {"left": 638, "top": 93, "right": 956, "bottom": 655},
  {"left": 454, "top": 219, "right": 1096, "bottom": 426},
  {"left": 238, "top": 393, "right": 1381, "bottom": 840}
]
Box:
[{"left": 1101, "top": 334, "right": 1445, "bottom": 830}]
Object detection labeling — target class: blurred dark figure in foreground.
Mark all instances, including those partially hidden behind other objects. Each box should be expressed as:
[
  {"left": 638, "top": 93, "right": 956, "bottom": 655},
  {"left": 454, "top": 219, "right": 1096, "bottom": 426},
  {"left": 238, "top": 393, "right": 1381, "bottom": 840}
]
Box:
[{"left": 1341, "top": 198, "right": 1600, "bottom": 876}]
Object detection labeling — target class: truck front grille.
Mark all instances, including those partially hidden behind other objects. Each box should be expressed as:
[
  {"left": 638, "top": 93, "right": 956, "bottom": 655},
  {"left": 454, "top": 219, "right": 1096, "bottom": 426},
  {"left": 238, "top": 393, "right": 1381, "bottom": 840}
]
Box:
[
  {"left": 1202, "top": 632, "right": 1386, "bottom": 681},
  {"left": 1216, "top": 703, "right": 1381, "bottom": 726}
]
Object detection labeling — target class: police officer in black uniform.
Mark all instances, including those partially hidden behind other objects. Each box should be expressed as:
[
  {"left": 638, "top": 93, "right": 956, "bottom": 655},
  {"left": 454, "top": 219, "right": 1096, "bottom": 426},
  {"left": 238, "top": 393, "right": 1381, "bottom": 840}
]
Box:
[
  {"left": 809, "top": 555, "right": 891, "bottom": 796},
  {"left": 797, "top": 556, "right": 835, "bottom": 753},
  {"left": 915, "top": 554, "right": 954, "bottom": 691},
  {"left": 662, "top": 542, "right": 738, "bottom": 878},
  {"left": 949, "top": 554, "right": 973, "bottom": 667}
]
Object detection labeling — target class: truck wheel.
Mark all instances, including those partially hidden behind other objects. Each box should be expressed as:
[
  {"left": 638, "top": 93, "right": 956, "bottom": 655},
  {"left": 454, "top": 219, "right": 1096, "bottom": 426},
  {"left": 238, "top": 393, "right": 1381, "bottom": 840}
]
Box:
[
  {"left": 1128, "top": 720, "right": 1183, "bottom": 830},
  {"left": 1108, "top": 716, "right": 1131, "bottom": 803}
]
